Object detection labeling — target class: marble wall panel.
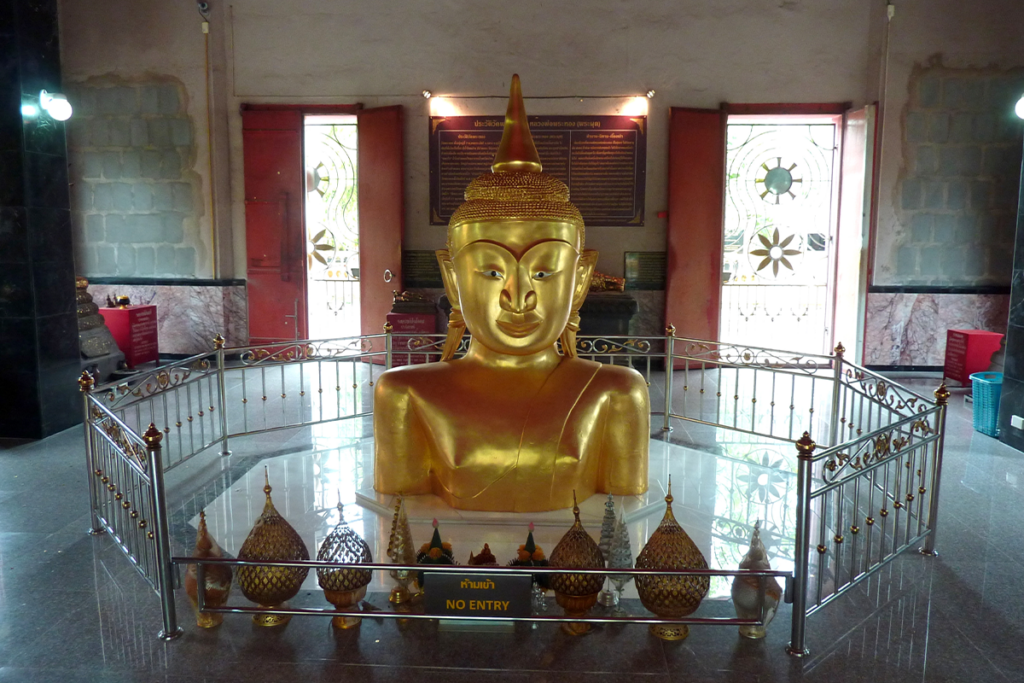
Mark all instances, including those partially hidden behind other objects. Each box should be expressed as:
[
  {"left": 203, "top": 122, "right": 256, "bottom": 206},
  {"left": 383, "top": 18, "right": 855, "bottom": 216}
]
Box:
[
  {"left": 863, "top": 292, "right": 1009, "bottom": 366},
  {"left": 88, "top": 283, "right": 247, "bottom": 355},
  {"left": 631, "top": 290, "right": 666, "bottom": 338}
]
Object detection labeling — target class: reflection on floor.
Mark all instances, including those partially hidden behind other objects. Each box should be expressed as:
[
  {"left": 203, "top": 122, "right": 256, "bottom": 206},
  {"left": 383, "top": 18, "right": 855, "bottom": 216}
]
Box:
[{"left": 2, "top": 378, "right": 1023, "bottom": 682}]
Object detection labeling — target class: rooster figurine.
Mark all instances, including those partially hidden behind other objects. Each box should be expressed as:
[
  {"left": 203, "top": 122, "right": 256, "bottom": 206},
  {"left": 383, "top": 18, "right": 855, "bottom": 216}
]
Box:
[{"left": 731, "top": 522, "right": 782, "bottom": 639}]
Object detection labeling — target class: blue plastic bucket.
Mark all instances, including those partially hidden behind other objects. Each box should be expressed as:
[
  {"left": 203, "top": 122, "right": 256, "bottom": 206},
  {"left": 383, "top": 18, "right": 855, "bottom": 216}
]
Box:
[{"left": 969, "top": 371, "right": 1003, "bottom": 437}]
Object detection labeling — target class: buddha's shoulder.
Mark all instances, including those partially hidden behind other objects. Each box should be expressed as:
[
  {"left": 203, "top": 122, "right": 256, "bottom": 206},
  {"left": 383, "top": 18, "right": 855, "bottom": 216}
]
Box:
[
  {"left": 376, "top": 361, "right": 456, "bottom": 388},
  {"left": 573, "top": 359, "right": 649, "bottom": 396}
]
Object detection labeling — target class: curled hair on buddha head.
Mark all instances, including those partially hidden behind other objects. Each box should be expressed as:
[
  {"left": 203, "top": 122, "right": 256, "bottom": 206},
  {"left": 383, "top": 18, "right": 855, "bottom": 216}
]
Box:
[{"left": 439, "top": 74, "right": 592, "bottom": 362}]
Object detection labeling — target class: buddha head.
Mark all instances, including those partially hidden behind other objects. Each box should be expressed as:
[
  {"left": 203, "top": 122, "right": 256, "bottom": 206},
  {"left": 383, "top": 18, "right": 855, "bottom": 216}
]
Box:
[{"left": 437, "top": 75, "right": 598, "bottom": 361}]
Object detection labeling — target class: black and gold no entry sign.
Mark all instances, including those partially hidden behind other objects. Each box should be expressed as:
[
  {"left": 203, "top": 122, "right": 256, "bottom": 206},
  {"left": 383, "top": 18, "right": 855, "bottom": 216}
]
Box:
[{"left": 422, "top": 572, "right": 532, "bottom": 618}]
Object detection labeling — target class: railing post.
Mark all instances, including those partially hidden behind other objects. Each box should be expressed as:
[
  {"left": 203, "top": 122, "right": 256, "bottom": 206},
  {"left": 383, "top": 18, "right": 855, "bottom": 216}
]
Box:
[
  {"left": 79, "top": 371, "right": 104, "bottom": 536},
  {"left": 213, "top": 334, "right": 231, "bottom": 456},
  {"left": 144, "top": 423, "right": 183, "bottom": 641},
  {"left": 384, "top": 321, "right": 394, "bottom": 370},
  {"left": 663, "top": 324, "right": 675, "bottom": 432},
  {"left": 920, "top": 383, "right": 950, "bottom": 557},
  {"left": 787, "top": 431, "right": 815, "bottom": 658},
  {"left": 829, "top": 342, "right": 845, "bottom": 448}
]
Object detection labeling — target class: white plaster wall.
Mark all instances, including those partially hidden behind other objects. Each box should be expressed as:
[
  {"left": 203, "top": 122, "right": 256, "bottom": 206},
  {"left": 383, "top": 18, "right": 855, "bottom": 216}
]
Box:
[
  {"left": 57, "top": 0, "right": 1024, "bottom": 287},
  {"left": 59, "top": 0, "right": 222, "bottom": 277},
  {"left": 871, "top": 0, "right": 1024, "bottom": 284},
  {"left": 59, "top": 0, "right": 878, "bottom": 281}
]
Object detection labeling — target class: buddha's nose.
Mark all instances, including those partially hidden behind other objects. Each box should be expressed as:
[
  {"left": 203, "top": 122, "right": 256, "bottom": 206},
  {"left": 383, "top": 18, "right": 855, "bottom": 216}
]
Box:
[{"left": 499, "top": 284, "right": 537, "bottom": 314}]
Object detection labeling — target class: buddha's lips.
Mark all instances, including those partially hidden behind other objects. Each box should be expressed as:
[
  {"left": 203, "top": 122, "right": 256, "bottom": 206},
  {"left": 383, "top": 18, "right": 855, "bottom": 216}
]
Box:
[{"left": 497, "top": 318, "right": 542, "bottom": 337}]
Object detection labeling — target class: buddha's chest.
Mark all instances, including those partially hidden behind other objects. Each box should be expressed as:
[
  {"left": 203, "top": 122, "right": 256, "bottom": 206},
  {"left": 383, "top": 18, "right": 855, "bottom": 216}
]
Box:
[{"left": 411, "top": 382, "right": 604, "bottom": 470}]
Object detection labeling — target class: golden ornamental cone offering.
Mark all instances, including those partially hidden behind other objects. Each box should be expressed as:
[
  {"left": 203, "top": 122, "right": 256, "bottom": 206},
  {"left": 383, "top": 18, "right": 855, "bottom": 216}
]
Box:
[
  {"left": 316, "top": 498, "right": 372, "bottom": 629},
  {"left": 635, "top": 478, "right": 709, "bottom": 641},
  {"left": 236, "top": 468, "right": 310, "bottom": 626},
  {"left": 549, "top": 492, "right": 605, "bottom": 636},
  {"left": 184, "top": 510, "right": 233, "bottom": 628}
]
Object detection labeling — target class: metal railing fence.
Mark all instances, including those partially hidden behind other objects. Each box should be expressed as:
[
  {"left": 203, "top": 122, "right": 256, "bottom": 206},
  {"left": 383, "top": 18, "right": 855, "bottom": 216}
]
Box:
[{"left": 80, "top": 327, "right": 947, "bottom": 654}]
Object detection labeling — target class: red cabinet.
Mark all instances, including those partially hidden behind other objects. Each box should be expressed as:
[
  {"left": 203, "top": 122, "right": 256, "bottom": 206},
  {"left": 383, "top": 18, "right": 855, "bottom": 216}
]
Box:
[
  {"left": 943, "top": 329, "right": 1003, "bottom": 385},
  {"left": 99, "top": 305, "right": 159, "bottom": 368}
]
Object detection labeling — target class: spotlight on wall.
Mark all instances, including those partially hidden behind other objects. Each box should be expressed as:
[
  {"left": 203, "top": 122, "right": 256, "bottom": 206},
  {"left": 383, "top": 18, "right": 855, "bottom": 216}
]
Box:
[
  {"left": 422, "top": 89, "right": 432, "bottom": 99},
  {"left": 39, "top": 90, "right": 72, "bottom": 121},
  {"left": 430, "top": 97, "right": 457, "bottom": 117},
  {"left": 624, "top": 96, "right": 649, "bottom": 116},
  {"left": 646, "top": 89, "right": 656, "bottom": 99},
  {"left": 1016, "top": 94, "right": 1024, "bottom": 120}
]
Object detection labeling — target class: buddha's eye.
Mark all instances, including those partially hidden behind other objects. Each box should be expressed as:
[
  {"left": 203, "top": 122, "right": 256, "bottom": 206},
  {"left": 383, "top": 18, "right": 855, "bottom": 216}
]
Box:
[
  {"left": 533, "top": 271, "right": 553, "bottom": 280},
  {"left": 480, "top": 269, "right": 503, "bottom": 279}
]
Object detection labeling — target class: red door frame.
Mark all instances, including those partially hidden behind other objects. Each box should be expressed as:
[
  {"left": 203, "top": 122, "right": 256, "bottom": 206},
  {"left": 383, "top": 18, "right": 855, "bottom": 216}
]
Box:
[{"left": 240, "top": 103, "right": 364, "bottom": 345}]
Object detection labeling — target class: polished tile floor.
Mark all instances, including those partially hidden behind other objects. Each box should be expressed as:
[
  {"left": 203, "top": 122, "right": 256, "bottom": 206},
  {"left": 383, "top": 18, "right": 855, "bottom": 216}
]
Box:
[{"left": 2, "top": 377, "right": 1023, "bottom": 682}]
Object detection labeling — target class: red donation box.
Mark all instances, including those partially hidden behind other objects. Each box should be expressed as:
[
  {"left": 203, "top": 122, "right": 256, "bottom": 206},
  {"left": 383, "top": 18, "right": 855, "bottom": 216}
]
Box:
[
  {"left": 943, "top": 329, "right": 1003, "bottom": 385},
  {"left": 387, "top": 312, "right": 436, "bottom": 368},
  {"left": 99, "top": 305, "right": 160, "bottom": 368}
]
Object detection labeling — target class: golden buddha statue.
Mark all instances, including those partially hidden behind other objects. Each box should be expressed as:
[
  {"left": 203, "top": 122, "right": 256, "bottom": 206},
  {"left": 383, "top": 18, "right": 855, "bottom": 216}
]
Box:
[{"left": 373, "top": 75, "right": 649, "bottom": 512}]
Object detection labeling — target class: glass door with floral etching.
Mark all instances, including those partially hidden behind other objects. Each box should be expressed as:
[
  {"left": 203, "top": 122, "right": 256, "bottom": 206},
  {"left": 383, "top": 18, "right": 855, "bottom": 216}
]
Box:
[
  {"left": 721, "top": 118, "right": 839, "bottom": 355},
  {"left": 304, "top": 117, "right": 360, "bottom": 340}
]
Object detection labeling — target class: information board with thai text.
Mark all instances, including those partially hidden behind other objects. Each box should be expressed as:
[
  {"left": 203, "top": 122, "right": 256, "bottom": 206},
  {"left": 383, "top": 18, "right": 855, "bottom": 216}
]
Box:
[{"left": 430, "top": 115, "right": 646, "bottom": 227}]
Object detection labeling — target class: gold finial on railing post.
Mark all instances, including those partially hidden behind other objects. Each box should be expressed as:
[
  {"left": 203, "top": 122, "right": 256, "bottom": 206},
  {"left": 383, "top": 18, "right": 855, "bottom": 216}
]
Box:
[
  {"left": 833, "top": 342, "right": 845, "bottom": 357},
  {"left": 213, "top": 333, "right": 225, "bottom": 350},
  {"left": 665, "top": 324, "right": 676, "bottom": 337},
  {"left": 383, "top": 322, "right": 393, "bottom": 334},
  {"left": 78, "top": 370, "right": 95, "bottom": 393},
  {"left": 143, "top": 423, "right": 164, "bottom": 449},
  {"left": 796, "top": 432, "right": 816, "bottom": 458},
  {"left": 934, "top": 382, "right": 950, "bottom": 406}
]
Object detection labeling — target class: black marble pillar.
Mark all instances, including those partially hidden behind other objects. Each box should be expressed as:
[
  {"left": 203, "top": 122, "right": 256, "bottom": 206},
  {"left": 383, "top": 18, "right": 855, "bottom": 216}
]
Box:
[
  {"left": 997, "top": 139, "right": 1024, "bottom": 450},
  {"left": 0, "top": 0, "right": 80, "bottom": 438}
]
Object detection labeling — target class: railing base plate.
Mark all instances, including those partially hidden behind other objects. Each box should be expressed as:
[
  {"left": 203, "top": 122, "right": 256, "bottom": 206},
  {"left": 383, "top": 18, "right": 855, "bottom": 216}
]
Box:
[
  {"left": 786, "top": 643, "right": 810, "bottom": 658},
  {"left": 157, "top": 627, "right": 183, "bottom": 641},
  {"left": 220, "top": 450, "right": 232, "bottom": 457},
  {"left": 918, "top": 547, "right": 939, "bottom": 557},
  {"left": 87, "top": 527, "right": 105, "bottom": 536}
]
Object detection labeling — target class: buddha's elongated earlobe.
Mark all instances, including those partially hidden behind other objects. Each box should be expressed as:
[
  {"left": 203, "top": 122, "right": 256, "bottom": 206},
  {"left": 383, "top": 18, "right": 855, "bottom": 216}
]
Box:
[
  {"left": 436, "top": 249, "right": 465, "bottom": 361},
  {"left": 560, "top": 250, "right": 599, "bottom": 360}
]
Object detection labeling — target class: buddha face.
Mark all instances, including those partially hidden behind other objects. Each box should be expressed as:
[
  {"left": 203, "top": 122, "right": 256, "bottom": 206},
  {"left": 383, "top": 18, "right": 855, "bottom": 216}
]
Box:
[{"left": 447, "top": 220, "right": 587, "bottom": 356}]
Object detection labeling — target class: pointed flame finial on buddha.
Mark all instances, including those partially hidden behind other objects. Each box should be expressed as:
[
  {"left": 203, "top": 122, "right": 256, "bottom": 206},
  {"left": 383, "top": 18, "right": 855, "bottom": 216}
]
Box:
[{"left": 492, "top": 74, "right": 542, "bottom": 174}]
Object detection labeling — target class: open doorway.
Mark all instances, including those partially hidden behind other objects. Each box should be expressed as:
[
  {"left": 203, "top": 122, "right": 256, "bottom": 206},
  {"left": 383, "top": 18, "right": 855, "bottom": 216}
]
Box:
[
  {"left": 242, "top": 104, "right": 403, "bottom": 346},
  {"left": 721, "top": 115, "right": 841, "bottom": 355},
  {"left": 304, "top": 115, "right": 360, "bottom": 340}
]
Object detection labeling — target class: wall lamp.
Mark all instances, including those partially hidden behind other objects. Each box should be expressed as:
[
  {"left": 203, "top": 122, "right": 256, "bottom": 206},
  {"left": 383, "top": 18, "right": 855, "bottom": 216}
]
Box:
[
  {"left": 40, "top": 90, "right": 73, "bottom": 121},
  {"left": 1015, "top": 94, "right": 1024, "bottom": 120}
]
